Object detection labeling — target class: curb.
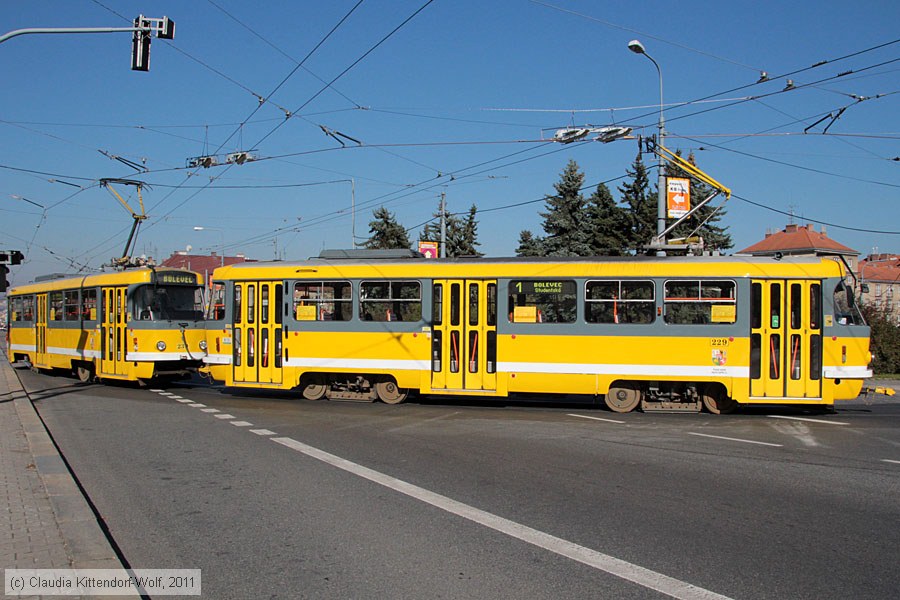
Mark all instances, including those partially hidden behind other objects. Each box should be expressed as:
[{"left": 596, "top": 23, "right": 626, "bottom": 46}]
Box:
[{"left": 6, "top": 360, "right": 124, "bottom": 571}]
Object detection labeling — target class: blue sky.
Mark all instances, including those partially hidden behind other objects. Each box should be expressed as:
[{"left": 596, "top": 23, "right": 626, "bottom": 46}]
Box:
[{"left": 1, "top": 0, "right": 898, "bottom": 284}]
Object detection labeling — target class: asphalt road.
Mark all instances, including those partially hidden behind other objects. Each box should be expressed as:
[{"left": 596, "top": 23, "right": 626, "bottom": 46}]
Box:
[{"left": 21, "top": 369, "right": 900, "bottom": 599}]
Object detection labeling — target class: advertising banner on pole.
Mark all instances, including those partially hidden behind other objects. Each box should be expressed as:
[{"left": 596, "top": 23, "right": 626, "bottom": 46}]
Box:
[{"left": 666, "top": 177, "right": 690, "bottom": 218}]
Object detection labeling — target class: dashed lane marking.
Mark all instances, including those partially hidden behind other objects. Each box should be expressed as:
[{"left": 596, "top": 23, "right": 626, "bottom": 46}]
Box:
[
  {"left": 767, "top": 415, "right": 849, "bottom": 426},
  {"left": 271, "top": 436, "right": 733, "bottom": 600},
  {"left": 176, "top": 399, "right": 194, "bottom": 404},
  {"left": 201, "top": 408, "right": 220, "bottom": 413},
  {"left": 568, "top": 413, "right": 626, "bottom": 425},
  {"left": 688, "top": 432, "right": 782, "bottom": 447},
  {"left": 230, "top": 421, "right": 253, "bottom": 427},
  {"left": 882, "top": 459, "right": 900, "bottom": 465},
  {"left": 187, "top": 403, "right": 206, "bottom": 408},
  {"left": 215, "top": 414, "right": 235, "bottom": 420},
  {"left": 250, "top": 429, "right": 277, "bottom": 436}
]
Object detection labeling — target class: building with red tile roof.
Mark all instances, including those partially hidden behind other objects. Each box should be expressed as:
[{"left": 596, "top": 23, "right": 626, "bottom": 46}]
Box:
[
  {"left": 159, "top": 252, "right": 253, "bottom": 279},
  {"left": 858, "top": 254, "right": 900, "bottom": 322},
  {"left": 736, "top": 223, "right": 859, "bottom": 270}
]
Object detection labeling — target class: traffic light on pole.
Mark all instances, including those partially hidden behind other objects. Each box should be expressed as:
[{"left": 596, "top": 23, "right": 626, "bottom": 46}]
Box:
[{"left": 131, "top": 16, "right": 151, "bottom": 71}]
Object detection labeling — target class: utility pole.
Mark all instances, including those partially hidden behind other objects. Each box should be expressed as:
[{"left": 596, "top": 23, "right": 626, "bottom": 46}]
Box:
[{"left": 440, "top": 191, "right": 447, "bottom": 259}]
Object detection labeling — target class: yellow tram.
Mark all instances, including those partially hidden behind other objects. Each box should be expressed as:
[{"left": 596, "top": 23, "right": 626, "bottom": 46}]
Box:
[
  {"left": 6, "top": 267, "right": 207, "bottom": 383},
  {"left": 201, "top": 250, "right": 871, "bottom": 413}
]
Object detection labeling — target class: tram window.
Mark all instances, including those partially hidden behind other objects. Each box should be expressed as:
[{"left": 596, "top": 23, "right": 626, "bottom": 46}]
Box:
[
  {"left": 234, "top": 286, "right": 242, "bottom": 324},
  {"left": 751, "top": 282, "right": 762, "bottom": 329},
  {"left": 433, "top": 284, "right": 443, "bottom": 326},
  {"left": 809, "top": 284, "right": 821, "bottom": 330},
  {"left": 586, "top": 280, "right": 654, "bottom": 324},
  {"left": 133, "top": 285, "right": 204, "bottom": 321},
  {"left": 208, "top": 282, "right": 226, "bottom": 321},
  {"left": 247, "top": 285, "right": 255, "bottom": 324},
  {"left": 486, "top": 283, "right": 497, "bottom": 327},
  {"left": 769, "top": 283, "right": 781, "bottom": 329},
  {"left": 508, "top": 280, "right": 577, "bottom": 323},
  {"left": 469, "top": 284, "right": 479, "bottom": 326},
  {"left": 450, "top": 283, "right": 460, "bottom": 326},
  {"left": 293, "top": 281, "right": 352, "bottom": 321},
  {"left": 261, "top": 286, "right": 270, "bottom": 324},
  {"left": 359, "top": 281, "right": 422, "bottom": 322},
  {"left": 82, "top": 289, "right": 97, "bottom": 321},
  {"left": 63, "top": 290, "right": 79, "bottom": 321},
  {"left": 664, "top": 280, "right": 736, "bottom": 325},
  {"left": 21, "top": 296, "right": 34, "bottom": 321},
  {"left": 809, "top": 334, "right": 822, "bottom": 380},
  {"left": 833, "top": 281, "right": 865, "bottom": 325},
  {"left": 790, "top": 283, "right": 802, "bottom": 329},
  {"left": 790, "top": 334, "right": 802, "bottom": 380},
  {"left": 10, "top": 297, "right": 23, "bottom": 321},
  {"left": 275, "top": 284, "right": 283, "bottom": 325},
  {"left": 50, "top": 291, "right": 63, "bottom": 321}
]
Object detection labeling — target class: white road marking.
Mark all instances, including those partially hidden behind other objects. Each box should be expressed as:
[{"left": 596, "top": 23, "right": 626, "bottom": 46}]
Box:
[
  {"left": 187, "top": 403, "right": 206, "bottom": 408},
  {"left": 215, "top": 414, "right": 235, "bottom": 420},
  {"left": 882, "top": 459, "right": 900, "bottom": 465},
  {"left": 688, "top": 432, "right": 782, "bottom": 447},
  {"left": 169, "top": 395, "right": 184, "bottom": 400},
  {"left": 149, "top": 389, "right": 164, "bottom": 393},
  {"left": 568, "top": 413, "right": 626, "bottom": 425},
  {"left": 230, "top": 421, "right": 253, "bottom": 427},
  {"left": 250, "top": 429, "right": 277, "bottom": 436},
  {"left": 271, "top": 436, "right": 733, "bottom": 600},
  {"left": 201, "top": 408, "right": 220, "bottom": 413},
  {"left": 157, "top": 392, "right": 175, "bottom": 397},
  {"left": 767, "top": 415, "right": 848, "bottom": 426},
  {"left": 176, "top": 399, "right": 194, "bottom": 404}
]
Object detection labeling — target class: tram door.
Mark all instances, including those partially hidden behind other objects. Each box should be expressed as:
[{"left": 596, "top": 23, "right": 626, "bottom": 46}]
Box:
[
  {"left": 431, "top": 280, "right": 497, "bottom": 392},
  {"left": 35, "top": 293, "right": 49, "bottom": 367},
  {"left": 232, "top": 281, "right": 283, "bottom": 385},
  {"left": 100, "top": 287, "right": 128, "bottom": 376},
  {"left": 750, "top": 279, "right": 823, "bottom": 399}
]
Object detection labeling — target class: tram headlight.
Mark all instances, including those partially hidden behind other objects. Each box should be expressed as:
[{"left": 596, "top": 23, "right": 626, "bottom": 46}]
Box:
[
  {"left": 156, "top": 341, "right": 167, "bottom": 352},
  {"left": 199, "top": 340, "right": 208, "bottom": 351}
]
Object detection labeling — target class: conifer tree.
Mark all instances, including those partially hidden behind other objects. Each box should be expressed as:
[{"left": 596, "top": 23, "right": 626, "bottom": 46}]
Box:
[
  {"left": 618, "top": 156, "right": 655, "bottom": 253},
  {"left": 419, "top": 201, "right": 482, "bottom": 257},
  {"left": 587, "top": 182, "right": 629, "bottom": 255},
  {"left": 539, "top": 160, "right": 592, "bottom": 256},
  {"left": 516, "top": 230, "right": 543, "bottom": 256},
  {"left": 365, "top": 206, "right": 410, "bottom": 250}
]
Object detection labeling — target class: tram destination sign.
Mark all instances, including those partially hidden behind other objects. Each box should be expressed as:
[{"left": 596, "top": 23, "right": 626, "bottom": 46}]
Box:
[
  {"left": 155, "top": 272, "right": 198, "bottom": 285},
  {"left": 513, "top": 280, "right": 576, "bottom": 295}
]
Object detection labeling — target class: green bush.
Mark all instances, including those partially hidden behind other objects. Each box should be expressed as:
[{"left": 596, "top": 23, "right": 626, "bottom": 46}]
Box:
[{"left": 861, "top": 305, "right": 900, "bottom": 374}]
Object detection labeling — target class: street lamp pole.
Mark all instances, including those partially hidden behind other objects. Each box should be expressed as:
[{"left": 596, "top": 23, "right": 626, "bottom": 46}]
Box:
[
  {"left": 193, "top": 226, "right": 224, "bottom": 266},
  {"left": 628, "top": 39, "right": 666, "bottom": 256}
]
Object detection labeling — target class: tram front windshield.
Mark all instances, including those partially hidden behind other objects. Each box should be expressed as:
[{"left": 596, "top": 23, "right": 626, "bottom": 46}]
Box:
[{"left": 133, "top": 284, "right": 204, "bottom": 321}]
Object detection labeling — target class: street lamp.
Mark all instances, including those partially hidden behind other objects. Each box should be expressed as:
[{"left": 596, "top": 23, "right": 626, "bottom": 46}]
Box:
[
  {"left": 628, "top": 39, "right": 667, "bottom": 255},
  {"left": 193, "top": 226, "right": 224, "bottom": 266}
]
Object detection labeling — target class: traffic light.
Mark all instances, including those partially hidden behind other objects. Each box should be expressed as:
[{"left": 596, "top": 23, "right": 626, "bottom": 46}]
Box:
[
  {"left": 10, "top": 251, "right": 23, "bottom": 265},
  {"left": 0, "top": 265, "right": 8, "bottom": 292},
  {"left": 131, "top": 16, "right": 152, "bottom": 71}
]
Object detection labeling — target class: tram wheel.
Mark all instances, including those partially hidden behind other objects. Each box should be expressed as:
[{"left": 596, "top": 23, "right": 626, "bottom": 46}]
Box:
[
  {"left": 605, "top": 383, "right": 641, "bottom": 413},
  {"left": 375, "top": 380, "right": 408, "bottom": 405},
  {"left": 76, "top": 365, "right": 94, "bottom": 383},
  {"left": 702, "top": 386, "right": 737, "bottom": 415},
  {"left": 301, "top": 376, "right": 327, "bottom": 401}
]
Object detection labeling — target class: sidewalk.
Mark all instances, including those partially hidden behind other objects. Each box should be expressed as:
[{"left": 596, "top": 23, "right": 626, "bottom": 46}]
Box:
[{"left": 1, "top": 353, "right": 125, "bottom": 597}]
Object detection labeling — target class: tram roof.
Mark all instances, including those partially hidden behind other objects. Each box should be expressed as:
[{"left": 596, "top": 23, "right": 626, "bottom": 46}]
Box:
[
  {"left": 209, "top": 253, "right": 847, "bottom": 280},
  {"left": 8, "top": 267, "right": 202, "bottom": 295}
]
